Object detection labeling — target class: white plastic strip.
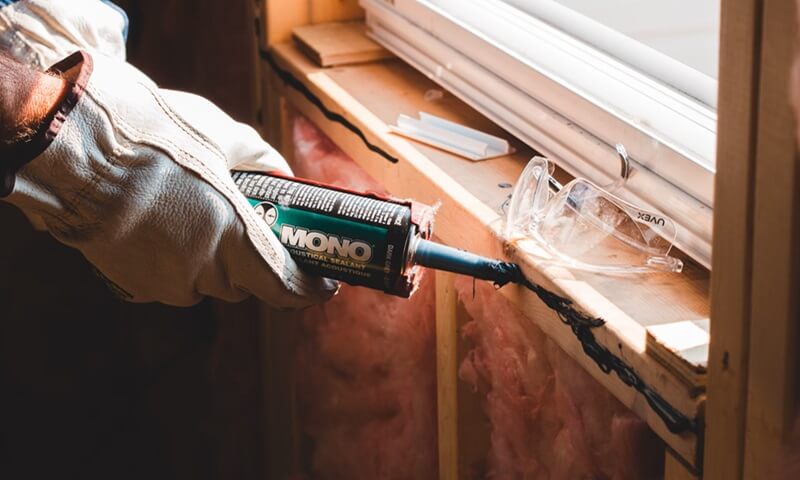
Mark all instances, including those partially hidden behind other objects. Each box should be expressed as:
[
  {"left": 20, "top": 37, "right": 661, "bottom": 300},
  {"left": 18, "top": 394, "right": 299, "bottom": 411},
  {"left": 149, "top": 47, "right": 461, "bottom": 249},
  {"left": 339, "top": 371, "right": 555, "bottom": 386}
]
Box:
[{"left": 390, "top": 112, "right": 513, "bottom": 160}]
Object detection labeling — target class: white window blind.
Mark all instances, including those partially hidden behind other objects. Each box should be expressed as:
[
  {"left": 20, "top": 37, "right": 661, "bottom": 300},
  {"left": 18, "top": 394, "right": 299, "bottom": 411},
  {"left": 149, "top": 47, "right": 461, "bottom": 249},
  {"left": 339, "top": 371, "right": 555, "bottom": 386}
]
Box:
[{"left": 361, "top": 0, "right": 717, "bottom": 268}]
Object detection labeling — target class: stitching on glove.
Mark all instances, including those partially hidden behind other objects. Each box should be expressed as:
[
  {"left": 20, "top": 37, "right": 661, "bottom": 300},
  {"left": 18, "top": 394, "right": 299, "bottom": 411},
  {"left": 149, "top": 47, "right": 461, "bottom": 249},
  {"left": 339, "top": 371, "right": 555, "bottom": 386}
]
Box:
[
  {"left": 98, "top": 88, "right": 319, "bottom": 296},
  {"left": 138, "top": 84, "right": 323, "bottom": 294},
  {"left": 84, "top": 82, "right": 319, "bottom": 295},
  {"left": 25, "top": 3, "right": 87, "bottom": 55},
  {"left": 65, "top": 143, "right": 120, "bottom": 232},
  {"left": 42, "top": 161, "right": 111, "bottom": 239},
  {"left": 0, "top": 7, "right": 46, "bottom": 69},
  {"left": 18, "top": 158, "right": 91, "bottom": 228},
  {"left": 32, "top": 87, "right": 121, "bottom": 230},
  {"left": 146, "top": 88, "right": 228, "bottom": 164}
]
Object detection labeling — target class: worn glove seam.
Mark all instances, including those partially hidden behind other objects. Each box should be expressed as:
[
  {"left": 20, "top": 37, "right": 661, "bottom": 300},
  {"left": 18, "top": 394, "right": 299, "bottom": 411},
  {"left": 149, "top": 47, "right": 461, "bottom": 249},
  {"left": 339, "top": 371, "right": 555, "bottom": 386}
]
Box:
[
  {"left": 33, "top": 87, "right": 122, "bottom": 232},
  {"left": 61, "top": 146, "right": 119, "bottom": 233},
  {"left": 25, "top": 4, "right": 85, "bottom": 52},
  {"left": 16, "top": 152, "right": 97, "bottom": 228},
  {"left": 146, "top": 86, "right": 228, "bottom": 164},
  {"left": 36, "top": 148, "right": 116, "bottom": 238}
]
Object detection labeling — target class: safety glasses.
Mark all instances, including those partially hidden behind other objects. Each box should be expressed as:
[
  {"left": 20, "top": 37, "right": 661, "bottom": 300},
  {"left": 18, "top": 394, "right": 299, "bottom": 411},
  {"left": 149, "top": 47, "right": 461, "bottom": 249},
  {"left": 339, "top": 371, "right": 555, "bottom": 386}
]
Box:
[{"left": 504, "top": 155, "right": 684, "bottom": 274}]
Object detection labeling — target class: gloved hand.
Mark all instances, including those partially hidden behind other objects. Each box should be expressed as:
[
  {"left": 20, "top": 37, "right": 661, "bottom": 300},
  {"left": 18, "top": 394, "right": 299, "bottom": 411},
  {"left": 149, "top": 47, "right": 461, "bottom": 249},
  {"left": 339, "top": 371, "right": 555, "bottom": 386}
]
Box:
[{"left": 0, "top": 0, "right": 338, "bottom": 307}]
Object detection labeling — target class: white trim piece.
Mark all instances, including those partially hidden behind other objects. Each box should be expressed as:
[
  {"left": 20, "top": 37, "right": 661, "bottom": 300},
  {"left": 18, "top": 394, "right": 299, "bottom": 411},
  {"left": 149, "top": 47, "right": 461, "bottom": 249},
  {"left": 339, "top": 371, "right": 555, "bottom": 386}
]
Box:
[
  {"left": 390, "top": 112, "right": 514, "bottom": 161},
  {"left": 361, "top": 0, "right": 713, "bottom": 268}
]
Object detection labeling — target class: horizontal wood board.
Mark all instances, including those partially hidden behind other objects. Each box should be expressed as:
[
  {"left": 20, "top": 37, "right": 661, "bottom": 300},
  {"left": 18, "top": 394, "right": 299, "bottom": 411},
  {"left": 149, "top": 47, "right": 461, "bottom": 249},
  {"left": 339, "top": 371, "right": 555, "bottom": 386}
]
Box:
[{"left": 293, "top": 21, "right": 393, "bottom": 67}]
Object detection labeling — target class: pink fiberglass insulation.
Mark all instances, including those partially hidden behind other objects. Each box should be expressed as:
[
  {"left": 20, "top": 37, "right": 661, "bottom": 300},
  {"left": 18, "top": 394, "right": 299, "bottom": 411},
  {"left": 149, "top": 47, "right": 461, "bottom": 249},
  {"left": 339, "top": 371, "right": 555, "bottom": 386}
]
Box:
[
  {"left": 289, "top": 113, "right": 663, "bottom": 479},
  {"left": 290, "top": 116, "right": 391, "bottom": 195},
  {"left": 290, "top": 114, "right": 439, "bottom": 480},
  {"left": 293, "top": 274, "right": 438, "bottom": 479},
  {"left": 455, "top": 277, "right": 665, "bottom": 480}
]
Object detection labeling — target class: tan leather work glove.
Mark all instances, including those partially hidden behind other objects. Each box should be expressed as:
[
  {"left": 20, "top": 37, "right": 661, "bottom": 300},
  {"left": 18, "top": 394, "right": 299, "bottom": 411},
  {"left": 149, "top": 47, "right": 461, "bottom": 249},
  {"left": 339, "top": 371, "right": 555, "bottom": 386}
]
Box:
[{"left": 0, "top": 0, "right": 338, "bottom": 307}]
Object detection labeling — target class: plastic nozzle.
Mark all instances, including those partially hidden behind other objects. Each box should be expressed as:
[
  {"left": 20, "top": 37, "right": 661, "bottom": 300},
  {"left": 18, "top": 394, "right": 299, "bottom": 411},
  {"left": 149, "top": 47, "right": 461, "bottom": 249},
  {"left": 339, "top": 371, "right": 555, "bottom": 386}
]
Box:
[{"left": 411, "top": 239, "right": 515, "bottom": 283}]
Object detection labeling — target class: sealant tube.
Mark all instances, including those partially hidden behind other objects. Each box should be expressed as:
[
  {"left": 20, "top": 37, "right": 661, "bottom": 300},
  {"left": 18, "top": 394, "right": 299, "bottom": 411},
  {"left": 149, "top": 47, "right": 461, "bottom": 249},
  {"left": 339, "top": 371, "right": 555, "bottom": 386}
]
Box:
[{"left": 233, "top": 170, "right": 520, "bottom": 293}]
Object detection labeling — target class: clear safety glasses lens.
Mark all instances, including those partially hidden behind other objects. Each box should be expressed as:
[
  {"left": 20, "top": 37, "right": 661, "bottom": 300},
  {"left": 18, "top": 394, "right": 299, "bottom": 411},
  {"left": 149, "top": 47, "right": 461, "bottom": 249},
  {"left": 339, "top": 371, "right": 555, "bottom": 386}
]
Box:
[
  {"left": 505, "top": 156, "right": 551, "bottom": 237},
  {"left": 505, "top": 156, "right": 684, "bottom": 274}
]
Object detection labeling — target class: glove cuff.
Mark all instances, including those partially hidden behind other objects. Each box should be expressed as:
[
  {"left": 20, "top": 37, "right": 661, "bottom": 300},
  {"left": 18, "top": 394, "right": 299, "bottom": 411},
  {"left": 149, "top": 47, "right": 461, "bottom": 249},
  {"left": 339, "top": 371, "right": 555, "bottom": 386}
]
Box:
[{"left": 0, "top": 51, "right": 93, "bottom": 197}]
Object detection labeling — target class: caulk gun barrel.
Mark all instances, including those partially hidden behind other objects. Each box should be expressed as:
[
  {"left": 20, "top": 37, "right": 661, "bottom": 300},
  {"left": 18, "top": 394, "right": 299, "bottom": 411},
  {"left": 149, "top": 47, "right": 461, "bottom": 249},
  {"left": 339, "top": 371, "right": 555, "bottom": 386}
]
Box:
[{"left": 411, "top": 239, "right": 505, "bottom": 282}]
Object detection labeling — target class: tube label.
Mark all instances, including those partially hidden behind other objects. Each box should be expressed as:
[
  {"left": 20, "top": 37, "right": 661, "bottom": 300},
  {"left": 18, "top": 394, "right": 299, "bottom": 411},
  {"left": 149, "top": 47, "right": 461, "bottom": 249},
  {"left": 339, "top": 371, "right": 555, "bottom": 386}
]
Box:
[{"left": 232, "top": 171, "right": 414, "bottom": 295}]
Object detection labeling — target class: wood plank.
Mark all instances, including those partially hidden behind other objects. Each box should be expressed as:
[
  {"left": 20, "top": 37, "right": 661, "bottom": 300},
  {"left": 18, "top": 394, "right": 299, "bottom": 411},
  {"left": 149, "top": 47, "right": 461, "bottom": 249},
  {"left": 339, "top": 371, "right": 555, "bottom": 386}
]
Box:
[
  {"left": 293, "top": 22, "right": 393, "bottom": 67},
  {"left": 262, "top": 1, "right": 364, "bottom": 46},
  {"left": 243, "top": 0, "right": 263, "bottom": 129},
  {"left": 268, "top": 41, "right": 708, "bottom": 467},
  {"left": 436, "top": 271, "right": 491, "bottom": 480},
  {"left": 264, "top": 0, "right": 310, "bottom": 45},
  {"left": 259, "top": 307, "right": 302, "bottom": 479},
  {"left": 742, "top": 0, "right": 800, "bottom": 477},
  {"left": 645, "top": 265, "right": 710, "bottom": 383},
  {"left": 702, "top": 0, "right": 763, "bottom": 477},
  {"left": 260, "top": 0, "right": 309, "bottom": 146},
  {"left": 310, "top": 0, "right": 364, "bottom": 23},
  {"left": 265, "top": 72, "right": 280, "bottom": 147},
  {"left": 647, "top": 320, "right": 709, "bottom": 394},
  {"left": 260, "top": 2, "right": 367, "bottom": 144},
  {"left": 436, "top": 270, "right": 459, "bottom": 480},
  {"left": 665, "top": 449, "right": 701, "bottom": 480}
]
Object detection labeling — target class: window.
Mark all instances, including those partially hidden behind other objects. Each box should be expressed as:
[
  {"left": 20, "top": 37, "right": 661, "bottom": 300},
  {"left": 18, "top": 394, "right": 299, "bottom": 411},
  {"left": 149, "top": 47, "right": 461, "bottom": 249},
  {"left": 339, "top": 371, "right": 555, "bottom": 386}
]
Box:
[
  {"left": 507, "top": 0, "right": 720, "bottom": 103},
  {"left": 362, "top": 0, "right": 719, "bottom": 268}
]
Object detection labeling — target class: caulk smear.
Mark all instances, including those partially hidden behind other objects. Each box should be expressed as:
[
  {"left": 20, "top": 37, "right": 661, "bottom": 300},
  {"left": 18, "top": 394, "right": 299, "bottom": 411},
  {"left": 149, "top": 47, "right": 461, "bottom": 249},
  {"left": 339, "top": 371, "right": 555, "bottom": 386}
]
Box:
[
  {"left": 260, "top": 50, "right": 399, "bottom": 165},
  {"left": 491, "top": 262, "right": 604, "bottom": 329},
  {"left": 495, "top": 262, "right": 695, "bottom": 435}
]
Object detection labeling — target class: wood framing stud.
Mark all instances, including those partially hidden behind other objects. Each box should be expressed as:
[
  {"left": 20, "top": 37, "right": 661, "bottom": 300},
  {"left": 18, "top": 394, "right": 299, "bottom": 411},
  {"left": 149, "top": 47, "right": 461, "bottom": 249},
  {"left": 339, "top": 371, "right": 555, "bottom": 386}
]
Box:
[
  {"left": 703, "top": 0, "right": 762, "bottom": 477},
  {"left": 310, "top": 0, "right": 363, "bottom": 24},
  {"left": 436, "top": 270, "right": 459, "bottom": 480},
  {"left": 743, "top": 0, "right": 800, "bottom": 477},
  {"left": 665, "top": 450, "right": 701, "bottom": 480},
  {"left": 262, "top": 0, "right": 364, "bottom": 46}
]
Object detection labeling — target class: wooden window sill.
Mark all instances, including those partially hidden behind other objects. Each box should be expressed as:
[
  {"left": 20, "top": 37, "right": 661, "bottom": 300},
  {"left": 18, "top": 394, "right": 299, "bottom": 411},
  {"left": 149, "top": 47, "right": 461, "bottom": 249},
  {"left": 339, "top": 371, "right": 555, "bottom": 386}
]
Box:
[{"left": 266, "top": 40, "right": 709, "bottom": 469}]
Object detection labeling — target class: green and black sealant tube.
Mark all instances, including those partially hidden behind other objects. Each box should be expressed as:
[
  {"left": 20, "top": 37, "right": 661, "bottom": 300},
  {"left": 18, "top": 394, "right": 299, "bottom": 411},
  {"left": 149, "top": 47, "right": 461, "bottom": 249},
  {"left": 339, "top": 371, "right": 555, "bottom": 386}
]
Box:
[
  {"left": 232, "top": 170, "right": 516, "bottom": 297},
  {"left": 233, "top": 170, "right": 427, "bottom": 297}
]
